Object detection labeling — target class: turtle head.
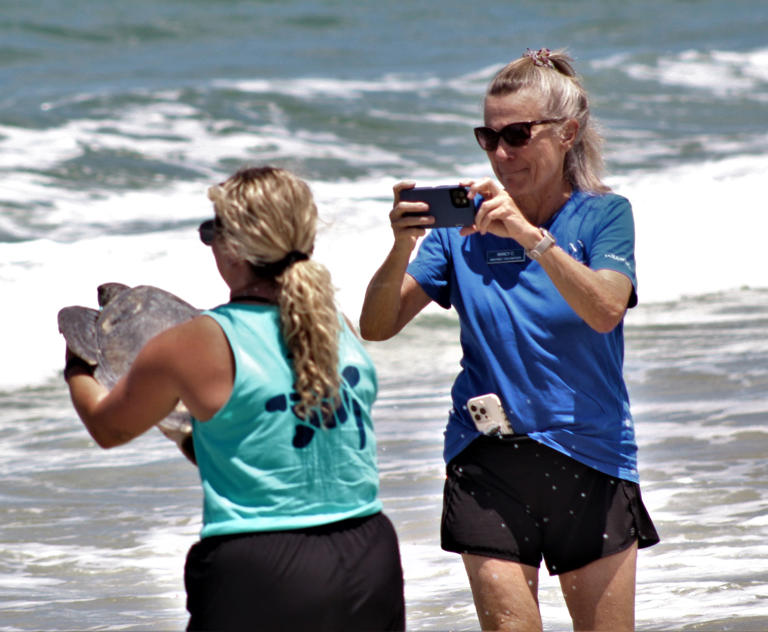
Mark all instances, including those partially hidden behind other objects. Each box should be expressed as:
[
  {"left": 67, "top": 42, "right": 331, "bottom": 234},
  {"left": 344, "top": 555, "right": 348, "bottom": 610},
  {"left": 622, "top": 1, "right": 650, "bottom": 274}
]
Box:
[{"left": 97, "top": 283, "right": 131, "bottom": 307}]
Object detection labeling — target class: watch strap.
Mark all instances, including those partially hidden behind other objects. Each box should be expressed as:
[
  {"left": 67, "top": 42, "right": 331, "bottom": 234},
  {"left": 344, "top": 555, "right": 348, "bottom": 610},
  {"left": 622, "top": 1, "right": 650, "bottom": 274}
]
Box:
[{"left": 526, "top": 228, "right": 556, "bottom": 260}]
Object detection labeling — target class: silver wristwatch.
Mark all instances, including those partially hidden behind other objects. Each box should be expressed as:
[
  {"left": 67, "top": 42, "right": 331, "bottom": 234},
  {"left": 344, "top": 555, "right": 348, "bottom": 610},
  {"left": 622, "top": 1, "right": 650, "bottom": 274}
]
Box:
[{"left": 526, "top": 228, "right": 556, "bottom": 260}]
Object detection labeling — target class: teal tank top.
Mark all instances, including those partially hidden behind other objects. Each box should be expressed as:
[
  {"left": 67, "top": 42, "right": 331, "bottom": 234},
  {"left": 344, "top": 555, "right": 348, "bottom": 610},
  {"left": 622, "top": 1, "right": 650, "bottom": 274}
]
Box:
[{"left": 192, "top": 303, "right": 382, "bottom": 538}]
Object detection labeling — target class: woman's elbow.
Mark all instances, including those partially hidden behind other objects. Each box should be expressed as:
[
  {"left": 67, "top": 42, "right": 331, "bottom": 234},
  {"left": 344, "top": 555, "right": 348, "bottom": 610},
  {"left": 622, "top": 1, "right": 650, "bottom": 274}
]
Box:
[
  {"left": 588, "top": 304, "right": 626, "bottom": 334},
  {"left": 87, "top": 424, "right": 133, "bottom": 449},
  {"left": 358, "top": 320, "right": 394, "bottom": 342},
  {"left": 94, "top": 437, "right": 120, "bottom": 450}
]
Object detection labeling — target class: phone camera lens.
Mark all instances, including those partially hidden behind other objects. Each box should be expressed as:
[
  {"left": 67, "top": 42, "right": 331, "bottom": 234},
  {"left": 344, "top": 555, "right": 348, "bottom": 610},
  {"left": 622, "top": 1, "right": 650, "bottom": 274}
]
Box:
[{"left": 450, "top": 187, "right": 470, "bottom": 207}]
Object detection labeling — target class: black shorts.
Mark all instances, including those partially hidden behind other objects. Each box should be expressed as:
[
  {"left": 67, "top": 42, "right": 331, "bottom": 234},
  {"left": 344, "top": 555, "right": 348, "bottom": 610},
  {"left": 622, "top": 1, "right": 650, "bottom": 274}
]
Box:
[
  {"left": 441, "top": 435, "right": 659, "bottom": 575},
  {"left": 184, "top": 512, "right": 405, "bottom": 631}
]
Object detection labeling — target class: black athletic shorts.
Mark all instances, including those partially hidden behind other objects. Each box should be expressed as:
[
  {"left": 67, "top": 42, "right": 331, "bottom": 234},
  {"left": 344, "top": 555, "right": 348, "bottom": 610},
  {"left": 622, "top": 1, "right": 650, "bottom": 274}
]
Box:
[
  {"left": 184, "top": 512, "right": 405, "bottom": 631},
  {"left": 441, "top": 435, "right": 660, "bottom": 575}
]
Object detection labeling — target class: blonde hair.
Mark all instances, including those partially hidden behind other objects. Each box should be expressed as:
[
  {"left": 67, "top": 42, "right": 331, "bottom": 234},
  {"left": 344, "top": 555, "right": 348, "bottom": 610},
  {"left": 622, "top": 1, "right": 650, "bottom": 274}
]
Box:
[
  {"left": 487, "top": 49, "right": 610, "bottom": 193},
  {"left": 207, "top": 166, "right": 341, "bottom": 419}
]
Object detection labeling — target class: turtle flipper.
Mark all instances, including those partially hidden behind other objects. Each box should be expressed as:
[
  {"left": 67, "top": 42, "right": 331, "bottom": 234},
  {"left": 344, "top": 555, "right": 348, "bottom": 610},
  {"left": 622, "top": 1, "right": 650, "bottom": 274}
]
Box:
[
  {"left": 157, "top": 408, "right": 196, "bottom": 464},
  {"left": 57, "top": 306, "right": 100, "bottom": 365}
]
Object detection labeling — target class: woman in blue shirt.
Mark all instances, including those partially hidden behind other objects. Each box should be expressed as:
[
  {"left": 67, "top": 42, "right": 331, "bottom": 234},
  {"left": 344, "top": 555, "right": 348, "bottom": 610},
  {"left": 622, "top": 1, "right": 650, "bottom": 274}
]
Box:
[
  {"left": 360, "top": 48, "right": 658, "bottom": 632},
  {"left": 64, "top": 166, "right": 404, "bottom": 631}
]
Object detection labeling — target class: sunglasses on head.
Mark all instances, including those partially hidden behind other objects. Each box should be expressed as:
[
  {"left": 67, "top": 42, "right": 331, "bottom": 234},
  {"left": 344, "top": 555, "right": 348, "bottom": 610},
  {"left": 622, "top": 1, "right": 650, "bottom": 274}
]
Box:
[
  {"left": 473, "top": 118, "right": 565, "bottom": 151},
  {"left": 198, "top": 217, "right": 222, "bottom": 246}
]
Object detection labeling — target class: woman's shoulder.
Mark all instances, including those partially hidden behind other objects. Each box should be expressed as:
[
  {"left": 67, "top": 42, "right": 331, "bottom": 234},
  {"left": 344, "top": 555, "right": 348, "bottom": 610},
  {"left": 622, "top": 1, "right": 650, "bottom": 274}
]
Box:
[
  {"left": 155, "top": 314, "right": 227, "bottom": 349},
  {"left": 575, "top": 189, "right": 630, "bottom": 208},
  {"left": 134, "top": 314, "right": 229, "bottom": 380},
  {"left": 570, "top": 190, "right": 633, "bottom": 224}
]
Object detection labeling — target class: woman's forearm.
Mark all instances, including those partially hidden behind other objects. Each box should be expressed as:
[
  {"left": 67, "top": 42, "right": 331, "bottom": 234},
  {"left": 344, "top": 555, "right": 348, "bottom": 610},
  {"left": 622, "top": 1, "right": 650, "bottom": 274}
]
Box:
[
  {"left": 359, "top": 243, "right": 413, "bottom": 341},
  {"left": 537, "top": 245, "right": 633, "bottom": 333},
  {"left": 66, "top": 374, "right": 129, "bottom": 448}
]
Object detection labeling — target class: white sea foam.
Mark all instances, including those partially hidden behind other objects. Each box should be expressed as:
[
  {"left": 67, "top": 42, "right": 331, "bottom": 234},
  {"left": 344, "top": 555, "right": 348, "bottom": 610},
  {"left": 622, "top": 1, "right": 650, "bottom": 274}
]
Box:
[
  {"left": 210, "top": 70, "right": 488, "bottom": 100},
  {"left": 0, "top": 104, "right": 403, "bottom": 204},
  {"left": 595, "top": 46, "right": 768, "bottom": 100},
  {"left": 1, "top": 68, "right": 766, "bottom": 392},
  {"left": 611, "top": 152, "right": 768, "bottom": 305},
  {"left": 3, "top": 147, "right": 767, "bottom": 391},
  {"left": 0, "top": 229, "right": 222, "bottom": 391}
]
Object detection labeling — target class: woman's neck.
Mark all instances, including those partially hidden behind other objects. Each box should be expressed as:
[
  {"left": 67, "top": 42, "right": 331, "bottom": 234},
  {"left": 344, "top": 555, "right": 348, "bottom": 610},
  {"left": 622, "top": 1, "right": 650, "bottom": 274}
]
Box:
[
  {"left": 229, "top": 277, "right": 279, "bottom": 304},
  {"left": 509, "top": 176, "right": 573, "bottom": 226},
  {"left": 516, "top": 181, "right": 573, "bottom": 227}
]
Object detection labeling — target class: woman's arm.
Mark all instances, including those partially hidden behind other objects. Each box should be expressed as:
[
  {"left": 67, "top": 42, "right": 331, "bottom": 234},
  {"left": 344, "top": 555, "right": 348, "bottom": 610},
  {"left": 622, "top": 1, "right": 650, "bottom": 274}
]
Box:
[
  {"left": 534, "top": 251, "right": 632, "bottom": 333},
  {"left": 66, "top": 335, "right": 183, "bottom": 448},
  {"left": 66, "top": 315, "right": 234, "bottom": 448},
  {"left": 464, "top": 180, "right": 633, "bottom": 333},
  {"left": 360, "top": 258, "right": 431, "bottom": 341},
  {"left": 359, "top": 182, "right": 433, "bottom": 341}
]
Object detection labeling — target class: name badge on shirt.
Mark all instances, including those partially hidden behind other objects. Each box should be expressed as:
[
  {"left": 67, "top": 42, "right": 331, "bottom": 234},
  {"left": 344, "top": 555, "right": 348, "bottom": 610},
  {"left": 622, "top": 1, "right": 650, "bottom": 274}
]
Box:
[{"left": 487, "top": 248, "right": 526, "bottom": 264}]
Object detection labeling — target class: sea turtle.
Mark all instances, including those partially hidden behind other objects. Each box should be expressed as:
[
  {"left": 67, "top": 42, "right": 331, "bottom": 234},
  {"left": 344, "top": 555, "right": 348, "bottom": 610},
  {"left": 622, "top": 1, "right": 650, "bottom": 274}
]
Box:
[{"left": 58, "top": 283, "right": 201, "bottom": 463}]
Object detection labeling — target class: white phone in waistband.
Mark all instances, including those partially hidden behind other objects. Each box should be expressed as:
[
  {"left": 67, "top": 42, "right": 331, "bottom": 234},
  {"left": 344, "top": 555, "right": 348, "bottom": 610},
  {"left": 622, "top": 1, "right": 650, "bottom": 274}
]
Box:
[{"left": 466, "top": 393, "right": 515, "bottom": 436}]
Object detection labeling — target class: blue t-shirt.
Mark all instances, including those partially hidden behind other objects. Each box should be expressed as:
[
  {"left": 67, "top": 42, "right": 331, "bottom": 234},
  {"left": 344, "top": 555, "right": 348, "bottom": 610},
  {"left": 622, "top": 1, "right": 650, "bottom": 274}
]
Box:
[
  {"left": 407, "top": 190, "right": 640, "bottom": 482},
  {"left": 192, "top": 303, "right": 382, "bottom": 538}
]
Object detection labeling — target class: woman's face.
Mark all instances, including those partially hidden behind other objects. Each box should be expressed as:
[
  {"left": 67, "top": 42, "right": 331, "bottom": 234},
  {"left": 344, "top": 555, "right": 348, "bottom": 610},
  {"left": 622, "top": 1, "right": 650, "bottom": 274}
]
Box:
[
  {"left": 210, "top": 216, "right": 240, "bottom": 285},
  {"left": 482, "top": 90, "right": 575, "bottom": 199}
]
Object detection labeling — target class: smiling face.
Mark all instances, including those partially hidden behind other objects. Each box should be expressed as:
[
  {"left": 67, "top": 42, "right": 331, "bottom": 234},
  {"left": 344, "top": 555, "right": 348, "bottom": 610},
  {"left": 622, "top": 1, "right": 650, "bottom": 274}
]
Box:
[{"left": 483, "top": 89, "right": 577, "bottom": 207}]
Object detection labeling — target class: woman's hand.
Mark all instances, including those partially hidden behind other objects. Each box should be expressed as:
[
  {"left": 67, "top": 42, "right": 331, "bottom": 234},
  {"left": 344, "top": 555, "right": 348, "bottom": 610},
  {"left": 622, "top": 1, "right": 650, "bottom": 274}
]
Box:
[
  {"left": 63, "top": 347, "right": 96, "bottom": 381},
  {"left": 390, "top": 181, "right": 435, "bottom": 252},
  {"left": 460, "top": 178, "right": 540, "bottom": 247}
]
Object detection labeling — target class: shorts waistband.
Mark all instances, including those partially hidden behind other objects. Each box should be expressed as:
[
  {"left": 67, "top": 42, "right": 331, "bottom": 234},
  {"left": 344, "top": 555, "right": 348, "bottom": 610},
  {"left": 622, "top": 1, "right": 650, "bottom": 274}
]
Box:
[{"left": 483, "top": 432, "right": 531, "bottom": 441}]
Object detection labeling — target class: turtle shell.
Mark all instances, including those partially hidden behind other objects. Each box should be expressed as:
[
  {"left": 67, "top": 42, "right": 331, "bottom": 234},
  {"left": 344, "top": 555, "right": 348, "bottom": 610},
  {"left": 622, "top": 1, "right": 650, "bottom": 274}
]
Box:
[{"left": 58, "top": 283, "right": 201, "bottom": 463}]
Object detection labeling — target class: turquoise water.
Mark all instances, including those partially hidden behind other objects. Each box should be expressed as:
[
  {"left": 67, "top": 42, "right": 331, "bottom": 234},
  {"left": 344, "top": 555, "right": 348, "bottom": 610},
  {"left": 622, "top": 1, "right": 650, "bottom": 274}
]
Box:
[{"left": 1, "top": 1, "right": 767, "bottom": 629}]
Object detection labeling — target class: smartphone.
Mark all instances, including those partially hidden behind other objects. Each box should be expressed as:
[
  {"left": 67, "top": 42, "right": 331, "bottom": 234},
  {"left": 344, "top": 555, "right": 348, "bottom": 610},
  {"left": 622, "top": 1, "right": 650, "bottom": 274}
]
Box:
[
  {"left": 467, "top": 393, "right": 515, "bottom": 436},
  {"left": 400, "top": 185, "right": 480, "bottom": 228}
]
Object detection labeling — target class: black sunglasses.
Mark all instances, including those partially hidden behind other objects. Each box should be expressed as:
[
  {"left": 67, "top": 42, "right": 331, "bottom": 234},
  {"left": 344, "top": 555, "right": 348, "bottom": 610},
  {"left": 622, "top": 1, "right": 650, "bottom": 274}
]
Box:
[
  {"left": 198, "top": 217, "right": 222, "bottom": 246},
  {"left": 474, "top": 118, "right": 565, "bottom": 151}
]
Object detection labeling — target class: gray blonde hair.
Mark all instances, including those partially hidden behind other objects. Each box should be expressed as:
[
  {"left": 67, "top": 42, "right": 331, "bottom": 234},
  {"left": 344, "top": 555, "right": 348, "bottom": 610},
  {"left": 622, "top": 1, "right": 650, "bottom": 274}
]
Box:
[
  {"left": 207, "top": 166, "right": 341, "bottom": 419},
  {"left": 487, "top": 49, "right": 610, "bottom": 193}
]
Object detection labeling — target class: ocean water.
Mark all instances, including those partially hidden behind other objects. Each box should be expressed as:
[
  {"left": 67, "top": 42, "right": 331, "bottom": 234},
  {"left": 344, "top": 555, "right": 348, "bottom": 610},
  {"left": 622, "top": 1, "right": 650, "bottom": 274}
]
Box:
[{"left": 1, "top": 1, "right": 767, "bottom": 630}]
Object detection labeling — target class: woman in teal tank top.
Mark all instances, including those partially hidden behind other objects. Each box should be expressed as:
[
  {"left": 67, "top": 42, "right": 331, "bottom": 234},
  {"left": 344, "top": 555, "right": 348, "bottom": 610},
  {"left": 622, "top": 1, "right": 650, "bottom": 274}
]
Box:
[{"left": 64, "top": 167, "right": 404, "bottom": 631}]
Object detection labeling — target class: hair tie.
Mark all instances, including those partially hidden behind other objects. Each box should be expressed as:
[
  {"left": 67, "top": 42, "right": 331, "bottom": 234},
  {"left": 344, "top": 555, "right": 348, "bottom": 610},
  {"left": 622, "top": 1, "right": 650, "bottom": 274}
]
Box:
[
  {"left": 250, "top": 250, "right": 309, "bottom": 277},
  {"left": 524, "top": 48, "right": 554, "bottom": 68},
  {"left": 281, "top": 250, "right": 309, "bottom": 268}
]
